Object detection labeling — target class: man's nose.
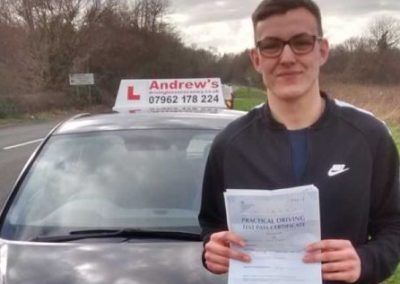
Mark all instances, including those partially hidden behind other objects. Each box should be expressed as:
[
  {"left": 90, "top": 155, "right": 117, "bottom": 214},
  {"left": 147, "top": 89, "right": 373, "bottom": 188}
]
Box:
[{"left": 280, "top": 44, "right": 296, "bottom": 63}]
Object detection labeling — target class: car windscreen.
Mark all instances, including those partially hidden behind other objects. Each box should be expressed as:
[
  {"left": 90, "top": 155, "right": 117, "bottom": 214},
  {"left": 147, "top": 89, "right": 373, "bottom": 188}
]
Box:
[{"left": 1, "top": 129, "right": 217, "bottom": 241}]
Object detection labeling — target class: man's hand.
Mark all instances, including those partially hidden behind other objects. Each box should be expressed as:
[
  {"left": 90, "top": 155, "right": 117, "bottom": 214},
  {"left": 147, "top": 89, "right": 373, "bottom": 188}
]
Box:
[
  {"left": 303, "top": 239, "right": 361, "bottom": 283},
  {"left": 204, "top": 231, "right": 251, "bottom": 274}
]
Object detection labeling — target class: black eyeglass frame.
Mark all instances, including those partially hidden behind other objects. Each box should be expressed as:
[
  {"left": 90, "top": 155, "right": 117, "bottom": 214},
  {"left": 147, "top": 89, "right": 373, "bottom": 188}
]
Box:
[{"left": 255, "top": 33, "right": 323, "bottom": 58}]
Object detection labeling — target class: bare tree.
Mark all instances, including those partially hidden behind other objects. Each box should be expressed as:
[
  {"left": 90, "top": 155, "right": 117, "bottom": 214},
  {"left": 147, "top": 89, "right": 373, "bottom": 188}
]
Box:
[
  {"left": 341, "top": 36, "right": 374, "bottom": 53},
  {"left": 4, "top": 0, "right": 92, "bottom": 88},
  {"left": 368, "top": 15, "right": 400, "bottom": 52},
  {"left": 0, "top": 0, "right": 233, "bottom": 112},
  {"left": 133, "top": 0, "right": 169, "bottom": 32}
]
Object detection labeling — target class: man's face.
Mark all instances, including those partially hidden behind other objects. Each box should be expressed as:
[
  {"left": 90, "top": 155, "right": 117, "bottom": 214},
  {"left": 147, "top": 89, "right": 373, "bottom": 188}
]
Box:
[{"left": 250, "top": 8, "right": 329, "bottom": 101}]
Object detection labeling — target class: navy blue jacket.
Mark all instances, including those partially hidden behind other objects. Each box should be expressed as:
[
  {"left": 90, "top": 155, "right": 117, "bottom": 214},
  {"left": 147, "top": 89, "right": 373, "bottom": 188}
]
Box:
[{"left": 199, "top": 94, "right": 400, "bottom": 283}]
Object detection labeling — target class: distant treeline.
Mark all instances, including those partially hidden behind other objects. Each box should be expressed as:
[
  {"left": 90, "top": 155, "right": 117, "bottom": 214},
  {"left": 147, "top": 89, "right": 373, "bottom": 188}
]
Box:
[{"left": 0, "top": 0, "right": 399, "bottom": 115}]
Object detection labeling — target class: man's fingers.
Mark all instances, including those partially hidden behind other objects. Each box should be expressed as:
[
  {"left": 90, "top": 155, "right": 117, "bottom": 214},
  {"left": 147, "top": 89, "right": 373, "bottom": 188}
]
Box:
[
  {"left": 207, "top": 231, "right": 251, "bottom": 262},
  {"left": 205, "top": 241, "right": 230, "bottom": 256},
  {"left": 204, "top": 231, "right": 250, "bottom": 273},
  {"left": 229, "top": 249, "right": 251, "bottom": 262},
  {"left": 206, "top": 237, "right": 249, "bottom": 258},
  {"left": 322, "top": 261, "right": 357, "bottom": 273},
  {"left": 210, "top": 231, "right": 246, "bottom": 247},
  {"left": 204, "top": 250, "right": 230, "bottom": 266},
  {"left": 303, "top": 249, "right": 357, "bottom": 263},
  {"left": 303, "top": 239, "right": 361, "bottom": 283},
  {"left": 205, "top": 262, "right": 229, "bottom": 275},
  {"left": 206, "top": 244, "right": 250, "bottom": 262},
  {"left": 322, "top": 271, "right": 359, "bottom": 283},
  {"left": 306, "top": 239, "right": 352, "bottom": 252}
]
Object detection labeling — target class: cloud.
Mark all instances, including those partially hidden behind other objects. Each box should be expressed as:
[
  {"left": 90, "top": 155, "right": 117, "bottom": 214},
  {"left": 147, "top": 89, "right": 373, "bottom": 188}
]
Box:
[
  {"left": 317, "top": 0, "right": 400, "bottom": 17},
  {"left": 168, "top": 0, "right": 259, "bottom": 25},
  {"left": 177, "top": 19, "right": 254, "bottom": 54},
  {"left": 166, "top": 0, "right": 400, "bottom": 53},
  {"left": 168, "top": 0, "right": 400, "bottom": 23}
]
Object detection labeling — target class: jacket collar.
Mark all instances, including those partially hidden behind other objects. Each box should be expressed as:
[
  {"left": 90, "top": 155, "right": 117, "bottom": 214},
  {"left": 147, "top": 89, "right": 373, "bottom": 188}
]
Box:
[{"left": 259, "top": 91, "right": 334, "bottom": 130}]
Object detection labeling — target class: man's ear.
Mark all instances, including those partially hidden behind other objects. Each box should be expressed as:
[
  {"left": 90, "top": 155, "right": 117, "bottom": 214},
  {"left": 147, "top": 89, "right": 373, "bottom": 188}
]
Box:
[
  {"left": 319, "top": 38, "right": 329, "bottom": 66},
  {"left": 249, "top": 48, "right": 262, "bottom": 73}
]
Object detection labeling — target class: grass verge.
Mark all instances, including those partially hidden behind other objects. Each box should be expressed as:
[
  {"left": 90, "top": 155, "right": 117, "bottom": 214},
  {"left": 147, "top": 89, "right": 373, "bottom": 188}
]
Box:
[
  {"left": 390, "top": 124, "right": 400, "bottom": 149},
  {"left": 0, "top": 112, "right": 63, "bottom": 127},
  {"left": 384, "top": 267, "right": 400, "bottom": 284},
  {"left": 233, "top": 86, "right": 266, "bottom": 111},
  {"left": 0, "top": 105, "right": 110, "bottom": 127}
]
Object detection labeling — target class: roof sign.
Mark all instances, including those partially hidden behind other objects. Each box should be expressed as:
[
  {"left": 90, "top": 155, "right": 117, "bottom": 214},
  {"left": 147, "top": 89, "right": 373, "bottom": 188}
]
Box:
[{"left": 113, "top": 78, "right": 226, "bottom": 112}]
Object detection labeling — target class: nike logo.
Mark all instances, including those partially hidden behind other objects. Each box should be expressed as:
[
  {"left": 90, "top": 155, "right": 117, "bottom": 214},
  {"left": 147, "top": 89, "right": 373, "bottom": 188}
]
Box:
[{"left": 328, "top": 164, "right": 349, "bottom": 177}]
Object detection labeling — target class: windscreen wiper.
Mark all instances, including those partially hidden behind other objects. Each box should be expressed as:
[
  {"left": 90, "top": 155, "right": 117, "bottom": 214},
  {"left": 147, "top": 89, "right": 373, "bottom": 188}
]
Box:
[{"left": 30, "top": 228, "right": 201, "bottom": 242}]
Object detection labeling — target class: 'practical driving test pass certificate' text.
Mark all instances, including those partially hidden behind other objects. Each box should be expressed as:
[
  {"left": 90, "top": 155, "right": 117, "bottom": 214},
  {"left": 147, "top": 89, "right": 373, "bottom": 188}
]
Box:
[{"left": 224, "top": 185, "right": 322, "bottom": 284}]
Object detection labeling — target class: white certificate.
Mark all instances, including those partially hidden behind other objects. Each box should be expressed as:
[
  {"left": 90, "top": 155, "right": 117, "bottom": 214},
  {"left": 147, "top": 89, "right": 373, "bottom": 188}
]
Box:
[{"left": 224, "top": 185, "right": 322, "bottom": 284}]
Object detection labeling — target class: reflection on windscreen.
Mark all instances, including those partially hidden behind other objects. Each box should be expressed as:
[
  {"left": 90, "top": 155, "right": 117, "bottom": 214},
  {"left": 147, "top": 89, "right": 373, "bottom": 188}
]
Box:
[{"left": 2, "top": 129, "right": 216, "bottom": 240}]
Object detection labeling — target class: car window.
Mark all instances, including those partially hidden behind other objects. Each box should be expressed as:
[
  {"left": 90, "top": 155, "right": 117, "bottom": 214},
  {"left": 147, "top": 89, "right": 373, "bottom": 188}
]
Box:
[
  {"left": 186, "top": 133, "right": 214, "bottom": 158},
  {"left": 1, "top": 129, "right": 217, "bottom": 241}
]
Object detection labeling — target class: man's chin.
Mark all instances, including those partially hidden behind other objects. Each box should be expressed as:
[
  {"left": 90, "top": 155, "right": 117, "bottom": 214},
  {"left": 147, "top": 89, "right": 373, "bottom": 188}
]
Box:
[{"left": 269, "top": 88, "right": 306, "bottom": 102}]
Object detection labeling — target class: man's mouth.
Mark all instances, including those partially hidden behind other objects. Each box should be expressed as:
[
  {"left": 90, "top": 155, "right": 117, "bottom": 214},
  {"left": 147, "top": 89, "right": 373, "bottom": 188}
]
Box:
[{"left": 277, "top": 71, "right": 302, "bottom": 77}]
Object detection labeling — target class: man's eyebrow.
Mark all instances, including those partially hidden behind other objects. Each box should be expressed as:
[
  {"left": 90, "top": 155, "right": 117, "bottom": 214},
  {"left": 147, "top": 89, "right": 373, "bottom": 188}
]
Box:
[
  {"left": 257, "top": 37, "right": 280, "bottom": 43},
  {"left": 258, "top": 33, "right": 310, "bottom": 41}
]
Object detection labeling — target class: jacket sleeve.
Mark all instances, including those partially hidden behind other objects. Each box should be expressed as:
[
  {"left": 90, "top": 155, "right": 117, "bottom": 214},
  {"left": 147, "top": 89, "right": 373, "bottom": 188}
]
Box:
[
  {"left": 198, "top": 138, "right": 228, "bottom": 240},
  {"left": 198, "top": 137, "right": 229, "bottom": 269},
  {"left": 356, "top": 130, "right": 400, "bottom": 283}
]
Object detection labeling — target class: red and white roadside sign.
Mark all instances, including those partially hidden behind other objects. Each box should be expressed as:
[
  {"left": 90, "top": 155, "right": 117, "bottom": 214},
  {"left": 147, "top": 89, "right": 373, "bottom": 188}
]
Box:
[{"left": 113, "top": 78, "right": 226, "bottom": 112}]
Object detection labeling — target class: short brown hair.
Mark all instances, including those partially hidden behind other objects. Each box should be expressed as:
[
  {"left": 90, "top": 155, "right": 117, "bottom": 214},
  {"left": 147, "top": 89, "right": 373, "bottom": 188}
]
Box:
[{"left": 252, "top": 0, "right": 323, "bottom": 36}]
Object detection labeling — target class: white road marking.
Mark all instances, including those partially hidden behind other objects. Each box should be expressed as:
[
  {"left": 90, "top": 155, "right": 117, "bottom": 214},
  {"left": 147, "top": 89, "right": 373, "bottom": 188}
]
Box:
[{"left": 3, "top": 138, "right": 43, "bottom": 150}]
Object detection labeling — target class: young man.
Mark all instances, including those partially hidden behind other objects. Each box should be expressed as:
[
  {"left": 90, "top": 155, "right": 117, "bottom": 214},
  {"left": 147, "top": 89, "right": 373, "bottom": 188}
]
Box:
[{"left": 198, "top": 0, "right": 400, "bottom": 283}]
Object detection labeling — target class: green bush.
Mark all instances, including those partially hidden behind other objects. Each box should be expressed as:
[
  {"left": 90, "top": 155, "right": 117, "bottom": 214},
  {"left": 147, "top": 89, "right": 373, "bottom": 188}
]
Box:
[
  {"left": 0, "top": 99, "right": 18, "bottom": 118},
  {"left": 390, "top": 125, "right": 400, "bottom": 150}
]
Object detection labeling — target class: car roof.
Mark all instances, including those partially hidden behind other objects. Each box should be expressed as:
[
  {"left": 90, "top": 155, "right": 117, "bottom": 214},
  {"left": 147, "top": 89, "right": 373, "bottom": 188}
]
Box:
[{"left": 53, "top": 108, "right": 246, "bottom": 135}]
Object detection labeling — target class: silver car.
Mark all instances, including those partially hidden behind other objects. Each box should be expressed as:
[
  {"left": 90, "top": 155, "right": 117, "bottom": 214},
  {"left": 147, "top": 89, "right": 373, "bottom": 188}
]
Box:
[{"left": 0, "top": 108, "right": 244, "bottom": 283}]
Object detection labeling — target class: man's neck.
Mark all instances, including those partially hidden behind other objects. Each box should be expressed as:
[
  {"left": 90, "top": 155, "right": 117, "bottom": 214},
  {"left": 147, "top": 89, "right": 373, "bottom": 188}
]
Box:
[{"left": 267, "top": 88, "right": 325, "bottom": 130}]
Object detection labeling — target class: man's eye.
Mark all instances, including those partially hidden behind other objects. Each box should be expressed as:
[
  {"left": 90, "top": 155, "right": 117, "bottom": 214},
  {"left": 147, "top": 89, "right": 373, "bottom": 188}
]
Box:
[
  {"left": 293, "top": 40, "right": 313, "bottom": 47},
  {"left": 291, "top": 36, "right": 314, "bottom": 50},
  {"left": 260, "top": 41, "right": 281, "bottom": 50}
]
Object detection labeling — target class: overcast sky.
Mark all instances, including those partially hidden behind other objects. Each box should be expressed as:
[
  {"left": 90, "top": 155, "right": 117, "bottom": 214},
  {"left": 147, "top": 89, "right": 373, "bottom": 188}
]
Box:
[{"left": 166, "top": 0, "right": 400, "bottom": 54}]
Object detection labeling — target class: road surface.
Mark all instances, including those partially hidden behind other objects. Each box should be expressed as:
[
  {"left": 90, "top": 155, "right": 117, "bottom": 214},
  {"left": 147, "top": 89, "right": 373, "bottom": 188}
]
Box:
[{"left": 0, "top": 119, "right": 66, "bottom": 206}]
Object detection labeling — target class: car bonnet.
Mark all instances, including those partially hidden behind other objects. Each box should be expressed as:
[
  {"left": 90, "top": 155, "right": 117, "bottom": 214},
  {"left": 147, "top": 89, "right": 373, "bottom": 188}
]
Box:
[{"left": 0, "top": 239, "right": 226, "bottom": 284}]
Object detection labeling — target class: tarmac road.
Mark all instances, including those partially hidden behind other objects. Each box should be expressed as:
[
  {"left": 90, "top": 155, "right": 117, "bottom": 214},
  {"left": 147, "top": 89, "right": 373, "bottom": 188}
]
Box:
[{"left": 0, "top": 119, "right": 67, "bottom": 207}]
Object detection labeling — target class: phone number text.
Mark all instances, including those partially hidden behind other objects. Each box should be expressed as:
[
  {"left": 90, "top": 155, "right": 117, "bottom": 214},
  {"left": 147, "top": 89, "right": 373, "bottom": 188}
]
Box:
[{"left": 148, "top": 94, "right": 219, "bottom": 104}]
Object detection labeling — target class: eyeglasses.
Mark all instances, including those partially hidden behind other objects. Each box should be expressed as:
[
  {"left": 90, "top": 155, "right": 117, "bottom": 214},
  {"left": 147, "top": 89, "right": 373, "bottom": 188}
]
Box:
[{"left": 256, "top": 33, "right": 322, "bottom": 58}]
